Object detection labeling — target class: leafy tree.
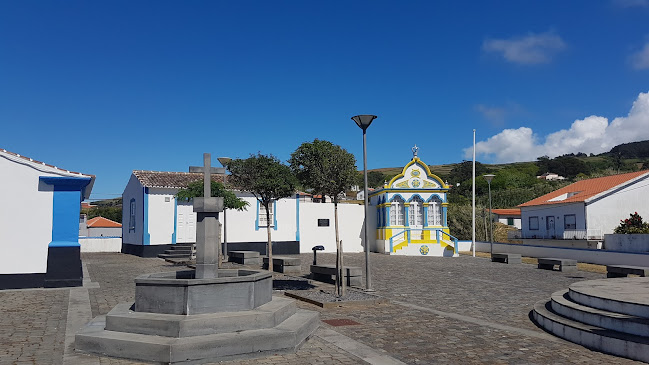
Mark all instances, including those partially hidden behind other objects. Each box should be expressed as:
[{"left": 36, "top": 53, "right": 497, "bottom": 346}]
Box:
[
  {"left": 85, "top": 206, "right": 122, "bottom": 223},
  {"left": 289, "top": 139, "right": 357, "bottom": 296},
  {"left": 226, "top": 154, "right": 297, "bottom": 272},
  {"left": 614, "top": 212, "right": 649, "bottom": 234},
  {"left": 175, "top": 180, "right": 248, "bottom": 211}
]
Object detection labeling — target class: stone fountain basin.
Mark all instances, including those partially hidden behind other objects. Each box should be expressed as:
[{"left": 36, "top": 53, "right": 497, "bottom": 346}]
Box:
[{"left": 134, "top": 269, "right": 272, "bottom": 315}]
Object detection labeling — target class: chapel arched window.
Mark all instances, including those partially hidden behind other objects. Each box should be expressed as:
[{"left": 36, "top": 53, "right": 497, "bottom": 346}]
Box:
[
  {"left": 428, "top": 196, "right": 442, "bottom": 226},
  {"left": 390, "top": 196, "right": 405, "bottom": 226}
]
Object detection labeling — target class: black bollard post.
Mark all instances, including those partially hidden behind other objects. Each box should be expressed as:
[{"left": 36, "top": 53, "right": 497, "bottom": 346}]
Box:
[{"left": 312, "top": 245, "right": 324, "bottom": 265}]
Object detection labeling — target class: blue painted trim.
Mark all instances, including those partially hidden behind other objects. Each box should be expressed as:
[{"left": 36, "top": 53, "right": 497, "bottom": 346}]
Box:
[
  {"left": 407, "top": 194, "right": 425, "bottom": 203},
  {"left": 255, "top": 200, "right": 260, "bottom": 231},
  {"left": 426, "top": 194, "right": 445, "bottom": 203},
  {"left": 404, "top": 206, "right": 410, "bottom": 227},
  {"left": 273, "top": 201, "right": 278, "bottom": 231},
  {"left": 389, "top": 194, "right": 406, "bottom": 203},
  {"left": 442, "top": 206, "right": 448, "bottom": 227},
  {"left": 39, "top": 176, "right": 90, "bottom": 248},
  {"left": 143, "top": 188, "right": 150, "bottom": 245},
  {"left": 171, "top": 198, "right": 177, "bottom": 244},
  {"left": 423, "top": 205, "right": 428, "bottom": 227},
  {"left": 295, "top": 194, "right": 300, "bottom": 241},
  {"left": 386, "top": 205, "right": 391, "bottom": 227}
]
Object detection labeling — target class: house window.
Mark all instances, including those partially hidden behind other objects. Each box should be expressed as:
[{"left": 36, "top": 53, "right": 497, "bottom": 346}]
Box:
[
  {"left": 409, "top": 196, "right": 424, "bottom": 226},
  {"left": 390, "top": 196, "right": 405, "bottom": 226},
  {"left": 129, "top": 198, "right": 136, "bottom": 232},
  {"left": 259, "top": 203, "right": 274, "bottom": 227},
  {"left": 427, "top": 196, "right": 442, "bottom": 226},
  {"left": 564, "top": 214, "right": 576, "bottom": 230},
  {"left": 529, "top": 216, "right": 539, "bottom": 230},
  {"left": 507, "top": 217, "right": 514, "bottom": 226}
]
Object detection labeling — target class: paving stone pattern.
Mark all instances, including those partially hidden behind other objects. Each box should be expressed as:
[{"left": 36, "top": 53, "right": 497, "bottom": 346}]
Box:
[
  {"left": 0, "top": 289, "right": 68, "bottom": 365},
  {"left": 0, "top": 252, "right": 645, "bottom": 364}
]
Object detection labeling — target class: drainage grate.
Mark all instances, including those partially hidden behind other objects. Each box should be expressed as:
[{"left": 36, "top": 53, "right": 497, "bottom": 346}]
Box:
[{"left": 322, "top": 319, "right": 361, "bottom": 327}]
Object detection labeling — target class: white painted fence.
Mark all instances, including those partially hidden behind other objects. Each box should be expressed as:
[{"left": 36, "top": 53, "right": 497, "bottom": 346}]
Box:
[
  {"left": 79, "top": 237, "right": 122, "bottom": 253},
  {"left": 461, "top": 240, "right": 649, "bottom": 267}
]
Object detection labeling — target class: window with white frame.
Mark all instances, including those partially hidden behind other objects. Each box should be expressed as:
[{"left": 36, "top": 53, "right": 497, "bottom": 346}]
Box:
[
  {"left": 129, "top": 198, "right": 136, "bottom": 232},
  {"left": 428, "top": 196, "right": 442, "bottom": 226},
  {"left": 390, "top": 196, "right": 405, "bottom": 226},
  {"left": 259, "top": 203, "right": 274, "bottom": 227},
  {"left": 564, "top": 214, "right": 576, "bottom": 230},
  {"left": 529, "top": 216, "right": 539, "bottom": 230},
  {"left": 409, "top": 196, "right": 424, "bottom": 226}
]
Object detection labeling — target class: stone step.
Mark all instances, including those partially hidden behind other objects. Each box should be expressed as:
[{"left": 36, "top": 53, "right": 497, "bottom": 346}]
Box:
[
  {"left": 158, "top": 253, "right": 192, "bottom": 259},
  {"left": 532, "top": 299, "right": 649, "bottom": 363},
  {"left": 550, "top": 289, "right": 649, "bottom": 337},
  {"left": 105, "top": 297, "right": 297, "bottom": 337},
  {"left": 568, "top": 278, "right": 649, "bottom": 318},
  {"left": 76, "top": 309, "right": 320, "bottom": 364}
]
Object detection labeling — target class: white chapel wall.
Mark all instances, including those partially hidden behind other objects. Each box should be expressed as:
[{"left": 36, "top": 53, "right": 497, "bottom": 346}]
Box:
[
  {"left": 147, "top": 188, "right": 176, "bottom": 245},
  {"left": 121, "top": 174, "right": 143, "bottom": 245},
  {"left": 298, "top": 202, "right": 370, "bottom": 253},
  {"left": 224, "top": 194, "right": 298, "bottom": 244},
  {"left": 0, "top": 156, "right": 54, "bottom": 274}
]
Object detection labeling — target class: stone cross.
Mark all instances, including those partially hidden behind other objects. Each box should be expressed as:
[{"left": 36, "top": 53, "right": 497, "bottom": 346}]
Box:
[{"left": 190, "top": 153, "right": 224, "bottom": 279}]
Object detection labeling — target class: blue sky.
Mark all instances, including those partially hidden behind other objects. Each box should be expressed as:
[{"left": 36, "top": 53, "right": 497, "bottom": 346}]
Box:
[{"left": 2, "top": 0, "right": 649, "bottom": 200}]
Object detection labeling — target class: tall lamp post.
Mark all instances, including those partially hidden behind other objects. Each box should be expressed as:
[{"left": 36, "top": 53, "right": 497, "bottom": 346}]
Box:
[
  {"left": 218, "top": 157, "right": 232, "bottom": 262},
  {"left": 483, "top": 174, "right": 495, "bottom": 256},
  {"left": 352, "top": 114, "right": 377, "bottom": 292}
]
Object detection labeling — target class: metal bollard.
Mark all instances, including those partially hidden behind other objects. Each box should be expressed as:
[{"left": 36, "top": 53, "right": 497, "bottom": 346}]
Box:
[{"left": 312, "top": 245, "right": 324, "bottom": 265}]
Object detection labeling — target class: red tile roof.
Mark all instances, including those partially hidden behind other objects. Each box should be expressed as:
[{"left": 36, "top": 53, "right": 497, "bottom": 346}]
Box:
[
  {"left": 133, "top": 170, "right": 225, "bottom": 189},
  {"left": 519, "top": 171, "right": 649, "bottom": 207},
  {"left": 491, "top": 208, "right": 521, "bottom": 216},
  {"left": 87, "top": 216, "right": 122, "bottom": 228}
]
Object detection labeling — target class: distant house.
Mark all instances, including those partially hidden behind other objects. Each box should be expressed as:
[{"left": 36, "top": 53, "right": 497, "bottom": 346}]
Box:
[
  {"left": 86, "top": 216, "right": 122, "bottom": 237},
  {"left": 537, "top": 172, "right": 565, "bottom": 181},
  {"left": 519, "top": 171, "right": 649, "bottom": 240},
  {"left": 1, "top": 148, "right": 94, "bottom": 289},
  {"left": 491, "top": 208, "right": 521, "bottom": 229}
]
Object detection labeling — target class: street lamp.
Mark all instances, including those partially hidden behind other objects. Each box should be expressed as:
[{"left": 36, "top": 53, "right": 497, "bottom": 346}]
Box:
[
  {"left": 218, "top": 157, "right": 232, "bottom": 262},
  {"left": 483, "top": 174, "right": 495, "bottom": 256},
  {"left": 352, "top": 114, "right": 377, "bottom": 292}
]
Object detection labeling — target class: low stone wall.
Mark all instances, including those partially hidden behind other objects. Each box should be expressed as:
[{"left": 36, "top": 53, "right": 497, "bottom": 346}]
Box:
[
  {"left": 79, "top": 237, "right": 122, "bottom": 253},
  {"left": 604, "top": 234, "right": 649, "bottom": 253}
]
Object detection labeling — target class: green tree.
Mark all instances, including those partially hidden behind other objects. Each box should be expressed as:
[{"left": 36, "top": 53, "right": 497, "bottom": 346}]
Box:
[
  {"left": 226, "top": 154, "right": 297, "bottom": 272},
  {"left": 175, "top": 180, "right": 248, "bottom": 211},
  {"left": 289, "top": 139, "right": 358, "bottom": 296}
]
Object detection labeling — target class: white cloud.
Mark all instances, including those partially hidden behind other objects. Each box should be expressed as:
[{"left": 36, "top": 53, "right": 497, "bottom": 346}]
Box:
[
  {"left": 465, "top": 92, "right": 649, "bottom": 162},
  {"left": 631, "top": 42, "right": 649, "bottom": 70},
  {"left": 483, "top": 31, "right": 566, "bottom": 65}
]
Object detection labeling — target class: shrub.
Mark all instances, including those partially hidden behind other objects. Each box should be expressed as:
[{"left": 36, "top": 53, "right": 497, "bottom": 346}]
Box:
[{"left": 614, "top": 212, "right": 649, "bottom": 234}]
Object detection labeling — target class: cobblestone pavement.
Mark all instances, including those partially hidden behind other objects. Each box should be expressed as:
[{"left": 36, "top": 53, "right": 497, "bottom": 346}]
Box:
[{"left": 0, "top": 252, "right": 645, "bottom": 364}]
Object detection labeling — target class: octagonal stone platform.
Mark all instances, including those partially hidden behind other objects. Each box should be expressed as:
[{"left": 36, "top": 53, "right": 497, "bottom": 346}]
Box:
[{"left": 135, "top": 269, "right": 272, "bottom": 315}]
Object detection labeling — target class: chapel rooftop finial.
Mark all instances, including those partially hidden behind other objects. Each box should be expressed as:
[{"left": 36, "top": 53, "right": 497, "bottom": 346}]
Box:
[{"left": 412, "top": 144, "right": 419, "bottom": 158}]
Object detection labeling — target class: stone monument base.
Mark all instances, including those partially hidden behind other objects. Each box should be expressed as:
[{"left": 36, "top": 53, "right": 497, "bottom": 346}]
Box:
[{"left": 76, "top": 296, "right": 319, "bottom": 364}]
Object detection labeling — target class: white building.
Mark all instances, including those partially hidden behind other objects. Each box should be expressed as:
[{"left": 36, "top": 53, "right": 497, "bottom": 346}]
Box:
[
  {"left": 519, "top": 171, "right": 649, "bottom": 240},
  {"left": 0, "top": 148, "right": 94, "bottom": 289},
  {"left": 491, "top": 208, "right": 522, "bottom": 229},
  {"left": 121, "top": 170, "right": 369, "bottom": 257},
  {"left": 370, "top": 151, "right": 458, "bottom": 257}
]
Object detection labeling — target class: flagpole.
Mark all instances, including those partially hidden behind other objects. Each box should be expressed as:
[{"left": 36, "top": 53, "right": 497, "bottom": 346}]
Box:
[{"left": 472, "top": 129, "right": 476, "bottom": 257}]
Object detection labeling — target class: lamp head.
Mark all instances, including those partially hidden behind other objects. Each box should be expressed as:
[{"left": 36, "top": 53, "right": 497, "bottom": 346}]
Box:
[
  {"left": 483, "top": 174, "right": 495, "bottom": 183},
  {"left": 351, "top": 115, "right": 377, "bottom": 130}
]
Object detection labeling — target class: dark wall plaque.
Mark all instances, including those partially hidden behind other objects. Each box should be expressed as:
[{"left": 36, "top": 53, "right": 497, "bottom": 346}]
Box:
[{"left": 317, "top": 219, "right": 330, "bottom": 227}]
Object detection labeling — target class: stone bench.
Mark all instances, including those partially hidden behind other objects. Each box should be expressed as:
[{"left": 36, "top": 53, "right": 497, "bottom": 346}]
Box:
[
  {"left": 228, "top": 251, "right": 261, "bottom": 265},
  {"left": 537, "top": 258, "right": 578, "bottom": 272},
  {"left": 263, "top": 256, "right": 301, "bottom": 274},
  {"left": 491, "top": 253, "right": 521, "bottom": 264},
  {"left": 310, "top": 264, "right": 362, "bottom": 287},
  {"left": 606, "top": 265, "right": 649, "bottom": 278}
]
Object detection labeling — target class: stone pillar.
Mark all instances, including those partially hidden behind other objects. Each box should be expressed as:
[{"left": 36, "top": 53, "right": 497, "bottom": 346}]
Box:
[{"left": 193, "top": 197, "right": 223, "bottom": 279}]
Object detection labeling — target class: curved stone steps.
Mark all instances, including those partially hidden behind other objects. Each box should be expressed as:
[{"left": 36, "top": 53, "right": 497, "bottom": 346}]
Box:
[
  {"left": 533, "top": 299, "right": 649, "bottom": 363},
  {"left": 569, "top": 278, "right": 649, "bottom": 318},
  {"left": 550, "top": 289, "right": 649, "bottom": 337}
]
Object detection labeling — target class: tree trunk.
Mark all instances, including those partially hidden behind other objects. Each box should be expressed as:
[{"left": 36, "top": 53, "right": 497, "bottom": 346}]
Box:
[
  {"left": 266, "top": 202, "right": 273, "bottom": 272},
  {"left": 334, "top": 201, "right": 345, "bottom": 297}
]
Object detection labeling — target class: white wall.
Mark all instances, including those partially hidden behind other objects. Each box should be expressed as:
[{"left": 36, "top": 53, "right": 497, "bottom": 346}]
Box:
[
  {"left": 147, "top": 188, "right": 176, "bottom": 245},
  {"left": 121, "top": 174, "right": 143, "bottom": 245},
  {"left": 0, "top": 156, "right": 54, "bottom": 274},
  {"left": 86, "top": 227, "right": 121, "bottom": 237},
  {"left": 587, "top": 176, "right": 649, "bottom": 235},
  {"left": 224, "top": 194, "right": 299, "bottom": 245},
  {"left": 79, "top": 237, "right": 122, "bottom": 252},
  {"left": 298, "top": 202, "right": 367, "bottom": 253},
  {"left": 496, "top": 217, "right": 521, "bottom": 229},
  {"left": 473, "top": 241, "right": 649, "bottom": 266},
  {"left": 521, "top": 203, "right": 585, "bottom": 239},
  {"left": 604, "top": 234, "right": 649, "bottom": 253}
]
